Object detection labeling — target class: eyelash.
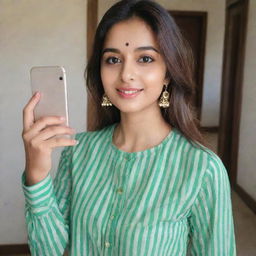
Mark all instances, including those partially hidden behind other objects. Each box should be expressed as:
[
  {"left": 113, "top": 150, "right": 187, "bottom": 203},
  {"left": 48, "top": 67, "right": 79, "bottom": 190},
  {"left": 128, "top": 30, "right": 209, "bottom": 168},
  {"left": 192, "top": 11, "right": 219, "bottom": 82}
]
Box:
[{"left": 104, "top": 55, "right": 154, "bottom": 64}]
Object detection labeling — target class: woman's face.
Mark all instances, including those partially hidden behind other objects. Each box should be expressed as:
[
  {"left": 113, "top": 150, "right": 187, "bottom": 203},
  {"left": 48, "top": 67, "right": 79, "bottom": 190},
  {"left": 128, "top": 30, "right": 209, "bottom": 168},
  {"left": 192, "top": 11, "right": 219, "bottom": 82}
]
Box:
[{"left": 100, "top": 17, "right": 169, "bottom": 114}]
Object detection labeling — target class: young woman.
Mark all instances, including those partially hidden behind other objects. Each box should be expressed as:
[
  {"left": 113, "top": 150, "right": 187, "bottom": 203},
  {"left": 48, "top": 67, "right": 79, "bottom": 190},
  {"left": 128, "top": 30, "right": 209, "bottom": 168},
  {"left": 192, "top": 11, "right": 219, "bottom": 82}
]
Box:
[{"left": 21, "top": 0, "right": 236, "bottom": 255}]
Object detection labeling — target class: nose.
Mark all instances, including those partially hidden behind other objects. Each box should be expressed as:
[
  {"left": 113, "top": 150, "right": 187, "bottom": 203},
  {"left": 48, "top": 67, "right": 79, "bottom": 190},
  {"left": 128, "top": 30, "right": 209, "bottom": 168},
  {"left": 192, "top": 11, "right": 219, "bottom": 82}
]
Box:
[{"left": 120, "top": 58, "right": 135, "bottom": 82}]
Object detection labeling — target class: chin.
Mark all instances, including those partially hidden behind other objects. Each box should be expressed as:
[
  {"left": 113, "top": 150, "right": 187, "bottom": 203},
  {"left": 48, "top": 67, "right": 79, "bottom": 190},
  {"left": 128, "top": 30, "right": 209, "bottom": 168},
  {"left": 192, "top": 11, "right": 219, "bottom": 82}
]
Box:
[
  {"left": 118, "top": 107, "right": 141, "bottom": 114},
  {"left": 111, "top": 98, "right": 159, "bottom": 114},
  {"left": 113, "top": 103, "right": 140, "bottom": 113},
  {"left": 117, "top": 104, "right": 156, "bottom": 115}
]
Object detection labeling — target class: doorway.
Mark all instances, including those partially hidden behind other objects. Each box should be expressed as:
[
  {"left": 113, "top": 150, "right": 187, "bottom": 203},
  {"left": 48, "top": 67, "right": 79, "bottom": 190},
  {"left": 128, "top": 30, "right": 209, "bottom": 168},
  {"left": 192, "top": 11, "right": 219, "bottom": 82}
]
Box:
[
  {"left": 170, "top": 11, "right": 207, "bottom": 121},
  {"left": 218, "top": 0, "right": 249, "bottom": 186}
]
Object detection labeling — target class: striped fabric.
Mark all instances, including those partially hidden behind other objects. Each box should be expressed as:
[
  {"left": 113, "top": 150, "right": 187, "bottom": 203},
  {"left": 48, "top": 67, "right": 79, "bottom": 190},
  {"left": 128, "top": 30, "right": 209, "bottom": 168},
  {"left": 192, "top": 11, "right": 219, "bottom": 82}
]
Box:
[{"left": 22, "top": 123, "right": 236, "bottom": 255}]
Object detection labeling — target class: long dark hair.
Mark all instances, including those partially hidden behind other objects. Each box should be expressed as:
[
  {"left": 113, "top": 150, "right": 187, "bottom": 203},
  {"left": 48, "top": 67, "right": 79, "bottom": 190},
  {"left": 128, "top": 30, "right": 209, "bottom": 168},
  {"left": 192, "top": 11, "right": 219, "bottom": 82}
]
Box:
[{"left": 85, "top": 0, "right": 210, "bottom": 150}]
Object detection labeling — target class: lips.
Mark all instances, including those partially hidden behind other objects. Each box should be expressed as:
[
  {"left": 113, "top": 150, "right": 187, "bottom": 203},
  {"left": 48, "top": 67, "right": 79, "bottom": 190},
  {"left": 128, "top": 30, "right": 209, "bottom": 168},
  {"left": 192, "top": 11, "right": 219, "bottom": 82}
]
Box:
[
  {"left": 117, "top": 88, "right": 143, "bottom": 93},
  {"left": 116, "top": 88, "right": 143, "bottom": 98}
]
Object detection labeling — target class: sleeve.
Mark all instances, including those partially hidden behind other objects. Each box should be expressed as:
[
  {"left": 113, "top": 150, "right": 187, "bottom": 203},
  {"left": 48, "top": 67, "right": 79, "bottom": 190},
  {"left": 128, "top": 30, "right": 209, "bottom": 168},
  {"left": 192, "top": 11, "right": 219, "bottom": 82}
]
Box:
[
  {"left": 21, "top": 145, "right": 73, "bottom": 256},
  {"left": 187, "top": 153, "right": 237, "bottom": 256}
]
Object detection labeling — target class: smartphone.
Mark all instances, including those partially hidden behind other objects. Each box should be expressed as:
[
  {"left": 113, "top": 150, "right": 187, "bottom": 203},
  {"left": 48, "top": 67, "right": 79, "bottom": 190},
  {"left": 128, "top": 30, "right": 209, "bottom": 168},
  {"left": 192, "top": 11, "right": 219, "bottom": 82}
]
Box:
[{"left": 30, "top": 66, "right": 70, "bottom": 138}]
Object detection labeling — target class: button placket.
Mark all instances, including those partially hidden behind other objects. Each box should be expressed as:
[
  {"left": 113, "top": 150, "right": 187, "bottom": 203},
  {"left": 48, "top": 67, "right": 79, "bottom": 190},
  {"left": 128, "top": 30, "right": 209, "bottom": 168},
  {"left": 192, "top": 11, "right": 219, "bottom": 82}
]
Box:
[
  {"left": 105, "top": 157, "right": 130, "bottom": 250},
  {"left": 104, "top": 155, "right": 134, "bottom": 253},
  {"left": 102, "top": 157, "right": 124, "bottom": 252}
]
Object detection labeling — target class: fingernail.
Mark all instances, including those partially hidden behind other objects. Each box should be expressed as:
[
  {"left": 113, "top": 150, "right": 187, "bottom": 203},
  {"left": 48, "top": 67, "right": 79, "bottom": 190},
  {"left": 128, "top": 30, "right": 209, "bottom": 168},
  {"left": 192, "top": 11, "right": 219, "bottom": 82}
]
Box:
[
  {"left": 60, "top": 116, "right": 65, "bottom": 120},
  {"left": 74, "top": 140, "right": 79, "bottom": 145},
  {"left": 35, "top": 92, "right": 40, "bottom": 97}
]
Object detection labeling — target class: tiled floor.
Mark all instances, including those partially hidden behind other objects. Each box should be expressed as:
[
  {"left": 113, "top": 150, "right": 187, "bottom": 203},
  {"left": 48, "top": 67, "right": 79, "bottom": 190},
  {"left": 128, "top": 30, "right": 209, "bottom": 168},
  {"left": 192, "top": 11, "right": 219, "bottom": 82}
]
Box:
[
  {"left": 8, "top": 132, "right": 256, "bottom": 256},
  {"left": 232, "top": 189, "right": 256, "bottom": 255}
]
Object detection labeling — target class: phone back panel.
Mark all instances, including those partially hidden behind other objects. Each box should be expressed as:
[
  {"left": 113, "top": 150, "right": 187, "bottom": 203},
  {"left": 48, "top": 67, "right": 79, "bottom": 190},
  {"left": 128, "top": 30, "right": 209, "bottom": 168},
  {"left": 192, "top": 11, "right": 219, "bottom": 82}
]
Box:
[{"left": 30, "top": 66, "right": 69, "bottom": 126}]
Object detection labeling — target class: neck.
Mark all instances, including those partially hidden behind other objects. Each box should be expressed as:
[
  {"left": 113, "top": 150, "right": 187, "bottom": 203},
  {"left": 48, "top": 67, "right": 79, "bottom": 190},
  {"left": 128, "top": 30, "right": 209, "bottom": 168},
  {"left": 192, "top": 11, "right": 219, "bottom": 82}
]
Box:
[{"left": 113, "top": 107, "right": 172, "bottom": 152}]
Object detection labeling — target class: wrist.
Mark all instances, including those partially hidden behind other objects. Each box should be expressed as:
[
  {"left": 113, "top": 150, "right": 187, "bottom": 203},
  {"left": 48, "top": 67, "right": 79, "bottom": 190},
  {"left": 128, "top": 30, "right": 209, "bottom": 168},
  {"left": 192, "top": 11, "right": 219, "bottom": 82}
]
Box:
[{"left": 25, "top": 171, "right": 49, "bottom": 186}]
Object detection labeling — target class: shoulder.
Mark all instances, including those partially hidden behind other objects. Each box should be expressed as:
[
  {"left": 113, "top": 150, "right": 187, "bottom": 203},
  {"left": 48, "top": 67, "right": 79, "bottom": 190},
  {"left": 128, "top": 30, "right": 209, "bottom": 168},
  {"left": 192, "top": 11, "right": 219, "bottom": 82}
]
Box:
[
  {"left": 171, "top": 128, "right": 214, "bottom": 171},
  {"left": 194, "top": 144, "right": 229, "bottom": 190},
  {"left": 176, "top": 136, "right": 232, "bottom": 210},
  {"left": 204, "top": 150, "right": 230, "bottom": 190},
  {"left": 188, "top": 141, "right": 231, "bottom": 193},
  {"left": 172, "top": 129, "right": 229, "bottom": 189}
]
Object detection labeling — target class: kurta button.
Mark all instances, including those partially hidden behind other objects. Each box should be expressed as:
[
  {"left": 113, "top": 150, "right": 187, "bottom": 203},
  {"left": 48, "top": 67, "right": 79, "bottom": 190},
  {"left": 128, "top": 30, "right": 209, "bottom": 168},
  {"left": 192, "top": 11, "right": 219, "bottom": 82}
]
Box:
[
  {"left": 105, "top": 242, "right": 111, "bottom": 248},
  {"left": 117, "top": 188, "right": 123, "bottom": 194},
  {"left": 110, "top": 215, "right": 115, "bottom": 220}
]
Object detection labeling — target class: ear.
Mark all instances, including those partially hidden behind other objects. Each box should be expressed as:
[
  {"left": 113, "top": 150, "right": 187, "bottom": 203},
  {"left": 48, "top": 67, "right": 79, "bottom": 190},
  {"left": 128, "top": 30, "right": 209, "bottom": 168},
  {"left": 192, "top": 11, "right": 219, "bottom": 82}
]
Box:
[{"left": 164, "top": 77, "right": 171, "bottom": 86}]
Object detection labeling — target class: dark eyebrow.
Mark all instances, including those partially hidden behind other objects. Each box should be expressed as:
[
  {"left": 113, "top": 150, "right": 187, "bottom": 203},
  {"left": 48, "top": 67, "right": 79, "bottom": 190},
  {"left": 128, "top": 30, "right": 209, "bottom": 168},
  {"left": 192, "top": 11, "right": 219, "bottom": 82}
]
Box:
[
  {"left": 136, "top": 46, "right": 159, "bottom": 53},
  {"left": 102, "top": 46, "right": 159, "bottom": 55}
]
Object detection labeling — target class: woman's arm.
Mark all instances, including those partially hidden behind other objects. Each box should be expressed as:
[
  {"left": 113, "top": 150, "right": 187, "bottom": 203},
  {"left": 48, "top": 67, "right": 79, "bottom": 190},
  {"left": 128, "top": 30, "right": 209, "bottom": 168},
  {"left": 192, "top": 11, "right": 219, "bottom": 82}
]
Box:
[
  {"left": 187, "top": 153, "right": 236, "bottom": 256},
  {"left": 22, "top": 145, "right": 72, "bottom": 256}
]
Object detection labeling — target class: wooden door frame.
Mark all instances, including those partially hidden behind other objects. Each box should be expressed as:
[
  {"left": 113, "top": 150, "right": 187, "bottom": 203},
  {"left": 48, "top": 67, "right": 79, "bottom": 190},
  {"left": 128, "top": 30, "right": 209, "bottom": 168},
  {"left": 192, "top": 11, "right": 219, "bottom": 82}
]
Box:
[
  {"left": 87, "top": 0, "right": 98, "bottom": 131},
  {"left": 87, "top": 0, "right": 98, "bottom": 60}
]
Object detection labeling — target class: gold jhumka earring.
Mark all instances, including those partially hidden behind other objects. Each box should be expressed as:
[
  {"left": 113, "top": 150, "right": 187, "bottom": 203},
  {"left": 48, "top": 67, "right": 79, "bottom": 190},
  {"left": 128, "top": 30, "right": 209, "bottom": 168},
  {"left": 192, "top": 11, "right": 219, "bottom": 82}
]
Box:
[
  {"left": 101, "top": 93, "right": 112, "bottom": 107},
  {"left": 158, "top": 84, "right": 170, "bottom": 108}
]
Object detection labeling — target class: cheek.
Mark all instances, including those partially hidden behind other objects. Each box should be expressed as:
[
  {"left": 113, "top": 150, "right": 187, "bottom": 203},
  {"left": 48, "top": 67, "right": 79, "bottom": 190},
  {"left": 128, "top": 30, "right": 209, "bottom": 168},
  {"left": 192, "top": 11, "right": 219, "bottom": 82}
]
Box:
[
  {"left": 101, "top": 67, "right": 118, "bottom": 88},
  {"left": 142, "top": 68, "right": 166, "bottom": 90}
]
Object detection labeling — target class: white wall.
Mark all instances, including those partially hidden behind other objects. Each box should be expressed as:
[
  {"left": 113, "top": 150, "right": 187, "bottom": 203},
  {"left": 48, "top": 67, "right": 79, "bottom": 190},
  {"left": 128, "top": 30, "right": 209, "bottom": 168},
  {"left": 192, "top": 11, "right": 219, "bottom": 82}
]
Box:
[
  {"left": 0, "top": 0, "right": 87, "bottom": 244},
  {"left": 237, "top": 0, "right": 256, "bottom": 200},
  {"left": 98, "top": 0, "right": 225, "bottom": 127}
]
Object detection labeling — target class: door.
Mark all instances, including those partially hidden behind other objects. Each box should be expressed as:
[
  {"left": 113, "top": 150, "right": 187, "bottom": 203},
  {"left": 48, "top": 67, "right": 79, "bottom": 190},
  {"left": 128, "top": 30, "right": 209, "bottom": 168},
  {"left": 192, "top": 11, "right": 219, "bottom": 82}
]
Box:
[
  {"left": 218, "top": 0, "right": 249, "bottom": 186},
  {"left": 170, "top": 11, "right": 207, "bottom": 120}
]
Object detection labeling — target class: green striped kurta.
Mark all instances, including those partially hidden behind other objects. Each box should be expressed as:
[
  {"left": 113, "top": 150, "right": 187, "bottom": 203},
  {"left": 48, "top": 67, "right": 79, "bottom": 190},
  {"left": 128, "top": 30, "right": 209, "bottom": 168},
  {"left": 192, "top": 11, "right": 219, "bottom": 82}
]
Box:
[{"left": 22, "top": 123, "right": 236, "bottom": 255}]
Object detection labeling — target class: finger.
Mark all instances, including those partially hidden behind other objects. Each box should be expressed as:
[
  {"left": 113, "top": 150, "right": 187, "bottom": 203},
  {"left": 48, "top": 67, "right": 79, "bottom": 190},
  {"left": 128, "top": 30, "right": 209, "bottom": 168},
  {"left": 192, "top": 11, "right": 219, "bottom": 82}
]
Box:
[
  {"left": 32, "top": 125, "right": 75, "bottom": 143},
  {"left": 42, "top": 137, "right": 78, "bottom": 149},
  {"left": 25, "top": 116, "right": 66, "bottom": 139},
  {"left": 23, "top": 92, "right": 41, "bottom": 131}
]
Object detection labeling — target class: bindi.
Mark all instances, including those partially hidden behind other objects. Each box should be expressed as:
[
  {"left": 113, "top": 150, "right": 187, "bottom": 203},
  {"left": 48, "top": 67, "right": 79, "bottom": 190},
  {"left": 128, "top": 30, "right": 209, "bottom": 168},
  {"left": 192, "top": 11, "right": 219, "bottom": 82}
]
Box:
[{"left": 125, "top": 42, "right": 129, "bottom": 46}]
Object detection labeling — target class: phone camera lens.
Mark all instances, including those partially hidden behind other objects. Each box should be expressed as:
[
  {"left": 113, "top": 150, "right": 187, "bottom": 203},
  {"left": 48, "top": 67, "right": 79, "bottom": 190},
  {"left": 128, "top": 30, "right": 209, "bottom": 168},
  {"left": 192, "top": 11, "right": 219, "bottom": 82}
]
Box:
[{"left": 59, "top": 77, "right": 63, "bottom": 80}]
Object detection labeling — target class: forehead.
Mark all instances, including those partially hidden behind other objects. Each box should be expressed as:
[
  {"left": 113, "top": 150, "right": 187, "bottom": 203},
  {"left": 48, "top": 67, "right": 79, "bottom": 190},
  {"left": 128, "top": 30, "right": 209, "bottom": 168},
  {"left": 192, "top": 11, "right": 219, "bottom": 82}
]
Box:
[{"left": 103, "top": 17, "right": 158, "bottom": 48}]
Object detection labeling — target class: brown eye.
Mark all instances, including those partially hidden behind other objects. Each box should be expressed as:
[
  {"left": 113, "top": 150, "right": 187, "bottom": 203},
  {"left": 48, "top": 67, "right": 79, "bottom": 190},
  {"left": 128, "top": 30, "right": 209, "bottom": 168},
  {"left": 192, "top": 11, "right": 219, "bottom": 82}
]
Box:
[
  {"left": 105, "top": 57, "right": 121, "bottom": 64},
  {"left": 139, "top": 56, "right": 154, "bottom": 63}
]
